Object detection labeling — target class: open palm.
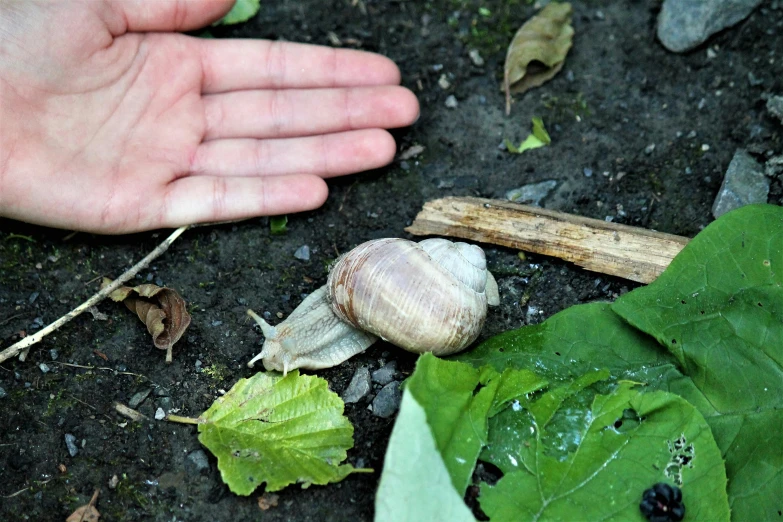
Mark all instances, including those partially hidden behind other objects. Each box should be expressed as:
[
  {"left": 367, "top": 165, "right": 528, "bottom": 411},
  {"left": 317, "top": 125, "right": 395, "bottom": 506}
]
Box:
[{"left": 0, "top": 0, "right": 418, "bottom": 233}]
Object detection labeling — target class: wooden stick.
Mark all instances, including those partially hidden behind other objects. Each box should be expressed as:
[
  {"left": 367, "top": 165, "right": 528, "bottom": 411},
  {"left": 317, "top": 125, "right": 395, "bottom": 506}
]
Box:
[
  {"left": 0, "top": 225, "right": 189, "bottom": 364},
  {"left": 405, "top": 197, "right": 689, "bottom": 284}
]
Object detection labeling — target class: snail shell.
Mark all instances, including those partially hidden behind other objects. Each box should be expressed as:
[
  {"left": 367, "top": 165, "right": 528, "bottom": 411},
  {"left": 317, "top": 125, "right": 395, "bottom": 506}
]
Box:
[
  {"left": 247, "top": 238, "right": 499, "bottom": 374},
  {"left": 328, "top": 238, "right": 498, "bottom": 355}
]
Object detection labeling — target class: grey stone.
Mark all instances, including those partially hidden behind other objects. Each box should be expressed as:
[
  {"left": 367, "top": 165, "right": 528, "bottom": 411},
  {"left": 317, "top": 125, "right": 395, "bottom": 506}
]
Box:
[
  {"left": 766, "top": 156, "right": 783, "bottom": 178},
  {"left": 154, "top": 407, "right": 166, "bottom": 420},
  {"left": 371, "top": 381, "right": 401, "bottom": 418},
  {"left": 185, "top": 449, "right": 210, "bottom": 476},
  {"left": 294, "top": 245, "right": 311, "bottom": 261},
  {"left": 342, "top": 367, "right": 371, "bottom": 404},
  {"left": 128, "top": 389, "right": 152, "bottom": 409},
  {"left": 712, "top": 150, "right": 768, "bottom": 218},
  {"left": 39, "top": 363, "right": 50, "bottom": 374},
  {"left": 445, "top": 95, "right": 458, "bottom": 109},
  {"left": 657, "top": 0, "right": 763, "bottom": 53},
  {"left": 64, "top": 434, "right": 78, "bottom": 457},
  {"left": 505, "top": 180, "right": 558, "bottom": 206},
  {"left": 767, "top": 95, "right": 783, "bottom": 123},
  {"left": 0, "top": 387, "right": 6, "bottom": 399},
  {"left": 371, "top": 361, "right": 398, "bottom": 386}
]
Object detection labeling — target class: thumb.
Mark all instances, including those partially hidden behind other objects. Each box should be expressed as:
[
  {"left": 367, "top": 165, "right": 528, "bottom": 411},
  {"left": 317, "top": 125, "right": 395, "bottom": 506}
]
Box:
[{"left": 112, "top": 0, "right": 237, "bottom": 32}]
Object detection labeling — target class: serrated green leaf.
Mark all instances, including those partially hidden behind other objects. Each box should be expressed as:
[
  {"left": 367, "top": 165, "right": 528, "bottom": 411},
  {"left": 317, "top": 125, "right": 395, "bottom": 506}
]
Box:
[
  {"left": 374, "top": 391, "right": 476, "bottom": 522},
  {"left": 214, "top": 0, "right": 261, "bottom": 26},
  {"left": 198, "top": 370, "right": 364, "bottom": 495},
  {"left": 613, "top": 204, "right": 783, "bottom": 520},
  {"left": 405, "top": 354, "right": 546, "bottom": 494},
  {"left": 480, "top": 383, "right": 729, "bottom": 522}
]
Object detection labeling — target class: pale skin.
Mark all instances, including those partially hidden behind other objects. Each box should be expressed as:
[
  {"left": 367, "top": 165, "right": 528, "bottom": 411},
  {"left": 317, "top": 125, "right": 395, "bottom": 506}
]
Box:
[{"left": 0, "top": 0, "right": 420, "bottom": 233}]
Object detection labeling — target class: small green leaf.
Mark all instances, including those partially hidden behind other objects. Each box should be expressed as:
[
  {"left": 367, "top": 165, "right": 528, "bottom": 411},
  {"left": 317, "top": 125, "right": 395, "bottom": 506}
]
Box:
[
  {"left": 505, "top": 117, "right": 551, "bottom": 154},
  {"left": 375, "top": 391, "right": 476, "bottom": 522},
  {"left": 198, "top": 370, "right": 365, "bottom": 495},
  {"left": 480, "top": 383, "right": 730, "bottom": 522},
  {"left": 269, "top": 215, "right": 287, "bottom": 235},
  {"left": 214, "top": 0, "right": 261, "bottom": 26}
]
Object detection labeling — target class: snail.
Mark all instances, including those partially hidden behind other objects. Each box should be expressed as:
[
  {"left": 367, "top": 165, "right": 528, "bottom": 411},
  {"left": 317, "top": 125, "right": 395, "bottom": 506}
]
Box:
[{"left": 246, "top": 238, "right": 500, "bottom": 374}]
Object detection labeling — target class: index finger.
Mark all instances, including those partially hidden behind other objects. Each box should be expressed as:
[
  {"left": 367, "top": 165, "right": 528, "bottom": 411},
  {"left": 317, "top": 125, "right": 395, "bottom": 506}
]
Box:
[{"left": 197, "top": 39, "right": 402, "bottom": 94}]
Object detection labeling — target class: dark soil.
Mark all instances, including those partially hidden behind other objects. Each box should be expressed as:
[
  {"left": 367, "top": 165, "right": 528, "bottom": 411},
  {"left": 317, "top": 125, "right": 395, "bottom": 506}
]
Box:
[{"left": 1, "top": 1, "right": 781, "bottom": 520}]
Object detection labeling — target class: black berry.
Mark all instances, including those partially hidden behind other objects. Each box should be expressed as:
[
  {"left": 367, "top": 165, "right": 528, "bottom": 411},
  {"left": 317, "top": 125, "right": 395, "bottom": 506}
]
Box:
[{"left": 639, "top": 483, "right": 685, "bottom": 522}]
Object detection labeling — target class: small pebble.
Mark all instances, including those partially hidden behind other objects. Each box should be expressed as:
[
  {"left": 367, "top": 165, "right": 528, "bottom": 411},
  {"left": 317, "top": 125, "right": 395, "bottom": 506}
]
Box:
[
  {"left": 468, "top": 48, "right": 484, "bottom": 66},
  {"left": 154, "top": 408, "right": 166, "bottom": 420},
  {"left": 445, "top": 95, "right": 458, "bottom": 109},
  {"left": 28, "top": 292, "right": 39, "bottom": 304},
  {"left": 185, "top": 449, "right": 210, "bottom": 476},
  {"left": 294, "top": 245, "right": 311, "bottom": 261},
  {"left": 64, "top": 434, "right": 78, "bottom": 457},
  {"left": 108, "top": 475, "right": 119, "bottom": 489},
  {"left": 371, "top": 361, "right": 398, "bottom": 385},
  {"left": 49, "top": 349, "right": 58, "bottom": 361},
  {"left": 342, "top": 367, "right": 371, "bottom": 404},
  {"left": 583, "top": 167, "right": 593, "bottom": 177},
  {"left": 644, "top": 144, "right": 656, "bottom": 155},
  {"left": 371, "top": 381, "right": 402, "bottom": 418},
  {"left": 128, "top": 389, "right": 152, "bottom": 409},
  {"left": 39, "top": 363, "right": 50, "bottom": 374},
  {"left": 0, "top": 387, "right": 6, "bottom": 399}
]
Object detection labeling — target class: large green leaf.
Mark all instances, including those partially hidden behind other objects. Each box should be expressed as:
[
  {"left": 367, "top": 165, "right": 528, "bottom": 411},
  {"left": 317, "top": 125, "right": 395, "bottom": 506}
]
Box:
[
  {"left": 480, "top": 382, "right": 730, "bottom": 522},
  {"left": 198, "top": 370, "right": 363, "bottom": 495},
  {"left": 457, "top": 302, "right": 680, "bottom": 383},
  {"left": 406, "top": 354, "right": 546, "bottom": 494},
  {"left": 613, "top": 204, "right": 783, "bottom": 520},
  {"left": 374, "top": 391, "right": 476, "bottom": 522}
]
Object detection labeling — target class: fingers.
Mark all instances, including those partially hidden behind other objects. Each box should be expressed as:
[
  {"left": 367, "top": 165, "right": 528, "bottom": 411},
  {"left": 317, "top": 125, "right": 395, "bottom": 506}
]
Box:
[
  {"left": 202, "top": 85, "right": 419, "bottom": 140},
  {"left": 198, "top": 39, "right": 402, "bottom": 93},
  {"left": 191, "top": 129, "right": 397, "bottom": 179},
  {"left": 161, "top": 174, "right": 328, "bottom": 227},
  {"left": 110, "top": 0, "right": 235, "bottom": 32}
]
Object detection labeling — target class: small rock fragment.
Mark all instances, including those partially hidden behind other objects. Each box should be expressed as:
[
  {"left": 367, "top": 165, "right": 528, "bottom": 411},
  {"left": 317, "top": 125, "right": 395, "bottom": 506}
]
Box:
[
  {"left": 444, "top": 95, "right": 458, "bottom": 109},
  {"left": 154, "top": 407, "right": 166, "bottom": 420},
  {"left": 505, "top": 180, "right": 558, "bottom": 207},
  {"left": 657, "top": 0, "right": 764, "bottom": 53},
  {"left": 438, "top": 74, "right": 451, "bottom": 90},
  {"left": 371, "top": 361, "right": 398, "bottom": 386},
  {"left": 293, "top": 245, "right": 310, "bottom": 261},
  {"left": 64, "top": 434, "right": 79, "bottom": 457},
  {"left": 468, "top": 49, "right": 484, "bottom": 66},
  {"left": 342, "top": 367, "right": 371, "bottom": 404},
  {"left": 767, "top": 95, "right": 783, "bottom": 123},
  {"left": 258, "top": 492, "right": 280, "bottom": 511},
  {"left": 128, "top": 389, "right": 152, "bottom": 409},
  {"left": 712, "top": 149, "right": 769, "bottom": 218},
  {"left": 185, "top": 449, "right": 210, "bottom": 476},
  {"left": 39, "top": 363, "right": 50, "bottom": 374},
  {"left": 49, "top": 349, "right": 59, "bottom": 361},
  {"left": 371, "top": 381, "right": 401, "bottom": 418},
  {"left": 765, "top": 155, "right": 783, "bottom": 178},
  {"left": 0, "top": 387, "right": 6, "bottom": 399},
  {"left": 644, "top": 143, "right": 656, "bottom": 155},
  {"left": 108, "top": 475, "right": 119, "bottom": 489}
]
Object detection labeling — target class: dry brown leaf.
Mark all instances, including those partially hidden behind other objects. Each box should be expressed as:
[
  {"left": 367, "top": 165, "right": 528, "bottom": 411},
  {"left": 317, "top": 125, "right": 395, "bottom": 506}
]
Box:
[
  {"left": 66, "top": 489, "right": 100, "bottom": 522},
  {"left": 503, "top": 2, "right": 574, "bottom": 114},
  {"left": 103, "top": 278, "right": 192, "bottom": 363}
]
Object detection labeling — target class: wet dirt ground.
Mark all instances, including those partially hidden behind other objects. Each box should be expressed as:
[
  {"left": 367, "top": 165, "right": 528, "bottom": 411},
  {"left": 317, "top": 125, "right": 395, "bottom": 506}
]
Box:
[{"left": 1, "top": 1, "right": 781, "bottom": 520}]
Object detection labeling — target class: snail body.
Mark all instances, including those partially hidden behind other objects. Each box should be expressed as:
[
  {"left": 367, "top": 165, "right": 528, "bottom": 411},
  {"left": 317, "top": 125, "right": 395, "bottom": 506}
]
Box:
[{"left": 247, "top": 238, "right": 499, "bottom": 374}]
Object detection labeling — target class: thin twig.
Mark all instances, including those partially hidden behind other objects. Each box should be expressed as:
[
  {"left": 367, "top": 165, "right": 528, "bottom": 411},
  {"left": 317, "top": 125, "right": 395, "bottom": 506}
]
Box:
[{"left": 0, "top": 226, "right": 189, "bottom": 364}]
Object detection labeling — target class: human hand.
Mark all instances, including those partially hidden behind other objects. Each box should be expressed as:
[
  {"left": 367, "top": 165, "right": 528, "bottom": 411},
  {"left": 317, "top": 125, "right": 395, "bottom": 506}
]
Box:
[{"left": 0, "top": 0, "right": 419, "bottom": 233}]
